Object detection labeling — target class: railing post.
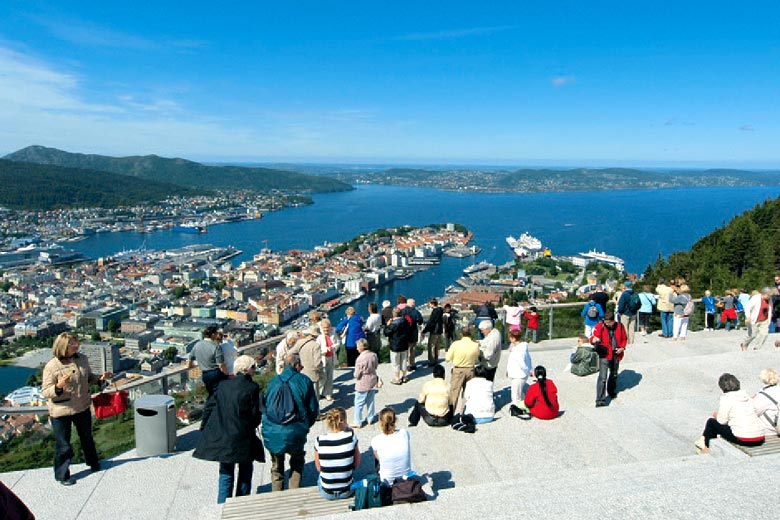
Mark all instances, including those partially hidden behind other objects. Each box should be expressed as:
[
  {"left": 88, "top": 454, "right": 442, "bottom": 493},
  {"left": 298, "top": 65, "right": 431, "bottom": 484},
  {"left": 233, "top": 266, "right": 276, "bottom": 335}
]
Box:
[{"left": 548, "top": 306, "right": 554, "bottom": 340}]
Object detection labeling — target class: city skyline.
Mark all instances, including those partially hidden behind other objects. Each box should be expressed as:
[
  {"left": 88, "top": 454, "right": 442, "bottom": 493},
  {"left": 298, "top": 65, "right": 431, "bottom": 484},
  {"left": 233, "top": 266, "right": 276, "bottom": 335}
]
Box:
[{"left": 2, "top": 1, "right": 779, "bottom": 167}]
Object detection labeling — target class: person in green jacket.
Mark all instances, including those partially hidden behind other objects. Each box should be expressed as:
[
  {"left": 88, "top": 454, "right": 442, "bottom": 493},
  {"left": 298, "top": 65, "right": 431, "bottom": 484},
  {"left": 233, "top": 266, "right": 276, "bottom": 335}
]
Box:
[{"left": 261, "top": 354, "right": 319, "bottom": 492}]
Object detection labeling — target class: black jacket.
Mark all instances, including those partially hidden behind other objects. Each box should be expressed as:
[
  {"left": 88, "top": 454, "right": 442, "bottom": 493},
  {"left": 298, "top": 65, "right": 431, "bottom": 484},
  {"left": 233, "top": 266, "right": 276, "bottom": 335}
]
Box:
[
  {"left": 423, "top": 306, "right": 444, "bottom": 335},
  {"left": 384, "top": 317, "right": 410, "bottom": 352},
  {"left": 194, "top": 374, "right": 263, "bottom": 464}
]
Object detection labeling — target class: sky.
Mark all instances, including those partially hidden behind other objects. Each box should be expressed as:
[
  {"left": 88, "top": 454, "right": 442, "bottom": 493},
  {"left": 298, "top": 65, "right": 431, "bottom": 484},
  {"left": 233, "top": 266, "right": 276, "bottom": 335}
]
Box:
[{"left": 2, "top": 1, "right": 780, "bottom": 167}]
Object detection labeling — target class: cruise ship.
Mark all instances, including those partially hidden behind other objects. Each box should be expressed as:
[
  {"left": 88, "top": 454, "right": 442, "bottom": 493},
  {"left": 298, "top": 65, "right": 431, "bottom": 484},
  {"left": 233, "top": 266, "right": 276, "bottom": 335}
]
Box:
[
  {"left": 576, "top": 250, "right": 625, "bottom": 271},
  {"left": 172, "top": 223, "right": 208, "bottom": 234},
  {"left": 463, "top": 260, "right": 491, "bottom": 274},
  {"left": 506, "top": 232, "right": 543, "bottom": 258}
]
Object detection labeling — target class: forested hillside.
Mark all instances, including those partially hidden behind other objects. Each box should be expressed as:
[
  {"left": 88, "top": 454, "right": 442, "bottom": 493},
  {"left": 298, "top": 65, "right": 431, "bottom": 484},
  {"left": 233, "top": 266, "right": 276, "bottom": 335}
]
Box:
[
  {"left": 643, "top": 197, "right": 780, "bottom": 293},
  {"left": 0, "top": 160, "right": 200, "bottom": 209}
]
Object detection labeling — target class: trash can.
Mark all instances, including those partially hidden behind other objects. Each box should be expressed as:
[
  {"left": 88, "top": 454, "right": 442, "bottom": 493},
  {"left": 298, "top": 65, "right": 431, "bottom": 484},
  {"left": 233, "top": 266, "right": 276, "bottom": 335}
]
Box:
[{"left": 134, "top": 395, "right": 177, "bottom": 456}]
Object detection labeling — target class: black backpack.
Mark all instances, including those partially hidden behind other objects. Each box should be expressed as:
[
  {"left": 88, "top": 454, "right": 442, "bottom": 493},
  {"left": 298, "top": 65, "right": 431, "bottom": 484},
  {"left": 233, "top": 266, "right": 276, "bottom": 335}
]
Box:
[
  {"left": 627, "top": 291, "right": 642, "bottom": 313},
  {"left": 264, "top": 373, "right": 299, "bottom": 425}
]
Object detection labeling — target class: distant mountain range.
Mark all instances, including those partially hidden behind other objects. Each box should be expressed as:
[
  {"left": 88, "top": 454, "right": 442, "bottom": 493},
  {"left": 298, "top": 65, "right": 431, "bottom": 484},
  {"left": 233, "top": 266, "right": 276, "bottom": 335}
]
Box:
[
  {"left": 0, "top": 159, "right": 200, "bottom": 210},
  {"left": 330, "top": 166, "right": 780, "bottom": 192},
  {"left": 5, "top": 145, "right": 352, "bottom": 194}
]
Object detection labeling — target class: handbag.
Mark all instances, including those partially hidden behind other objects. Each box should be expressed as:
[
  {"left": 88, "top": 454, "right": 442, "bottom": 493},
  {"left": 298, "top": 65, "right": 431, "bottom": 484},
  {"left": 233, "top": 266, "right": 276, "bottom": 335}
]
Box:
[
  {"left": 391, "top": 477, "right": 427, "bottom": 504},
  {"left": 350, "top": 474, "right": 383, "bottom": 511},
  {"left": 91, "top": 382, "right": 129, "bottom": 420}
]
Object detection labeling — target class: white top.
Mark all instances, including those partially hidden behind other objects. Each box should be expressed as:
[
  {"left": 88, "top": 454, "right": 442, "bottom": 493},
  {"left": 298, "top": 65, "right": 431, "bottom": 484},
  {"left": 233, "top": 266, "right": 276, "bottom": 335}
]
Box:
[
  {"left": 717, "top": 390, "right": 764, "bottom": 439},
  {"left": 365, "top": 313, "right": 382, "bottom": 334},
  {"left": 506, "top": 341, "right": 532, "bottom": 379},
  {"left": 220, "top": 339, "right": 237, "bottom": 375},
  {"left": 753, "top": 385, "right": 780, "bottom": 436},
  {"left": 463, "top": 377, "right": 495, "bottom": 420},
  {"left": 370, "top": 429, "right": 412, "bottom": 484}
]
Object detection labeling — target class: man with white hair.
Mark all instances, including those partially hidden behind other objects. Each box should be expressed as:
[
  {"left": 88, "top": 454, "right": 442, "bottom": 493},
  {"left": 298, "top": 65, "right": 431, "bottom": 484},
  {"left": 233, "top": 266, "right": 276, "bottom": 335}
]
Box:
[
  {"left": 275, "top": 331, "right": 299, "bottom": 375},
  {"left": 742, "top": 288, "right": 772, "bottom": 351},
  {"left": 477, "top": 320, "right": 502, "bottom": 381}
]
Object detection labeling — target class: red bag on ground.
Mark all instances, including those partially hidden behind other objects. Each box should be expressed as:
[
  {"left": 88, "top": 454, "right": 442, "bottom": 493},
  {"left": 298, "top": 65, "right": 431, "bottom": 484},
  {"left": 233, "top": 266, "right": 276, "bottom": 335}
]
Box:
[{"left": 92, "top": 384, "right": 129, "bottom": 419}]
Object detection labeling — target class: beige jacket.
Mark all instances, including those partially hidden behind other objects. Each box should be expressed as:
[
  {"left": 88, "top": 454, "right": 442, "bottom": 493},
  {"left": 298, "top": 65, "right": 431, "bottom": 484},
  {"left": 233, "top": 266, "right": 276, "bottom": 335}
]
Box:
[
  {"left": 655, "top": 284, "right": 674, "bottom": 312},
  {"left": 293, "top": 336, "right": 323, "bottom": 383},
  {"left": 42, "top": 354, "right": 100, "bottom": 418}
]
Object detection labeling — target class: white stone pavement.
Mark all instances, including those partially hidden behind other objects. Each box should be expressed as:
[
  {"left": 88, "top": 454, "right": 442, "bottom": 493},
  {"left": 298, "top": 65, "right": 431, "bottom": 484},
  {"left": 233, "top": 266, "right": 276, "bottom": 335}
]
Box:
[{"left": 3, "top": 328, "right": 779, "bottom": 519}]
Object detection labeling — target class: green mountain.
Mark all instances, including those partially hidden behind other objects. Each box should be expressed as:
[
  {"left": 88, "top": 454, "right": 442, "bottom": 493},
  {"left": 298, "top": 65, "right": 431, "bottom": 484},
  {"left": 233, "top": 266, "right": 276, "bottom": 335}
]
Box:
[
  {"left": 644, "top": 196, "right": 780, "bottom": 293},
  {"left": 5, "top": 145, "right": 352, "bottom": 193},
  {"left": 0, "top": 159, "right": 201, "bottom": 210}
]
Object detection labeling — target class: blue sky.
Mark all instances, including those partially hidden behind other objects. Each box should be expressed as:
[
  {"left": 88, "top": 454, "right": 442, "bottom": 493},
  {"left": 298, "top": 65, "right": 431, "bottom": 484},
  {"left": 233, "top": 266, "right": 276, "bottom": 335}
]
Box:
[{"left": 2, "top": 1, "right": 779, "bottom": 166}]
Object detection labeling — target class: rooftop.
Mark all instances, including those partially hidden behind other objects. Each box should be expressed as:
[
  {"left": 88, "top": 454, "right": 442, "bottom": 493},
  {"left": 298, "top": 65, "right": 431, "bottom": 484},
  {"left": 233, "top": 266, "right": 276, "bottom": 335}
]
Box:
[{"left": 2, "top": 328, "right": 779, "bottom": 519}]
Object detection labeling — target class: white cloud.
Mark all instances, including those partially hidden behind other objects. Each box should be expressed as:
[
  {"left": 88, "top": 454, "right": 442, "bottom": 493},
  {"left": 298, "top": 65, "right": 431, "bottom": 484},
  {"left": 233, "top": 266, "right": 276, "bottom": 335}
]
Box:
[
  {"left": 551, "top": 75, "right": 576, "bottom": 87},
  {"left": 739, "top": 124, "right": 755, "bottom": 132},
  {"left": 391, "top": 25, "right": 519, "bottom": 42}
]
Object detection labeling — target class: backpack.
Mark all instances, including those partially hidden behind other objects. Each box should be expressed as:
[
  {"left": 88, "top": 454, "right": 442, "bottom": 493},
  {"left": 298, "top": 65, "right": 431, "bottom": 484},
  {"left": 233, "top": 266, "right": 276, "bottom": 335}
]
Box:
[
  {"left": 758, "top": 391, "right": 780, "bottom": 435},
  {"left": 571, "top": 346, "right": 599, "bottom": 376},
  {"left": 351, "top": 474, "right": 383, "bottom": 511},
  {"left": 391, "top": 477, "right": 427, "bottom": 505},
  {"left": 627, "top": 291, "right": 642, "bottom": 313},
  {"left": 264, "top": 374, "right": 300, "bottom": 425},
  {"left": 683, "top": 298, "right": 695, "bottom": 316},
  {"left": 586, "top": 303, "right": 599, "bottom": 319},
  {"left": 735, "top": 298, "right": 744, "bottom": 312}
]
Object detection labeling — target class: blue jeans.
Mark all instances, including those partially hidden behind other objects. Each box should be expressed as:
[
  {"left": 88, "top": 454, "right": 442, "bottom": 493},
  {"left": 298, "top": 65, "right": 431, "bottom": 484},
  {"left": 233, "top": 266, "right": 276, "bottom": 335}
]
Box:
[
  {"left": 660, "top": 311, "right": 673, "bottom": 337},
  {"left": 354, "top": 389, "right": 376, "bottom": 425},
  {"left": 318, "top": 478, "right": 354, "bottom": 500},
  {"left": 218, "top": 461, "right": 253, "bottom": 504},
  {"left": 474, "top": 417, "right": 493, "bottom": 424}
]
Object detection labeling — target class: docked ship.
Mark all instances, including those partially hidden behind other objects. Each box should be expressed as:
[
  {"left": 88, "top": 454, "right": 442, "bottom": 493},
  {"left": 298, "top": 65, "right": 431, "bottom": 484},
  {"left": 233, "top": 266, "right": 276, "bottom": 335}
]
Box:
[
  {"left": 463, "top": 260, "right": 491, "bottom": 275},
  {"left": 173, "top": 223, "right": 208, "bottom": 234},
  {"left": 576, "top": 250, "right": 625, "bottom": 271},
  {"left": 506, "top": 232, "right": 543, "bottom": 258}
]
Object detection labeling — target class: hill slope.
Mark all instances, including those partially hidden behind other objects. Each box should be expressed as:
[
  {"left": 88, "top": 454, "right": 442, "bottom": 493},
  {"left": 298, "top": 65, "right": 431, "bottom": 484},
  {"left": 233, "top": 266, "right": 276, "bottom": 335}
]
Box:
[
  {"left": 5, "top": 146, "right": 352, "bottom": 193},
  {"left": 644, "top": 196, "right": 780, "bottom": 293},
  {"left": 0, "top": 159, "right": 201, "bottom": 210}
]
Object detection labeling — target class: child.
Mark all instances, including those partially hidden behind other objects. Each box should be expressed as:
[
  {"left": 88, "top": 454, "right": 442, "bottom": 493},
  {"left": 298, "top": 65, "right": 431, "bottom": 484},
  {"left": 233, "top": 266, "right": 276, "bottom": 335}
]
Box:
[
  {"left": 506, "top": 329, "right": 532, "bottom": 406},
  {"left": 523, "top": 306, "right": 539, "bottom": 343}
]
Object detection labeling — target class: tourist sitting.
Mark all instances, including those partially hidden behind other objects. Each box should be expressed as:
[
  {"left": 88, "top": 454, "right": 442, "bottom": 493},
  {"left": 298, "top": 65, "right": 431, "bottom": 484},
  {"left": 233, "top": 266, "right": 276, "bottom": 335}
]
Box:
[
  {"left": 463, "top": 365, "right": 495, "bottom": 424},
  {"left": 409, "top": 364, "right": 452, "bottom": 427},
  {"left": 524, "top": 366, "right": 560, "bottom": 420},
  {"left": 371, "top": 407, "right": 412, "bottom": 485},
  {"left": 753, "top": 368, "right": 780, "bottom": 437},
  {"left": 695, "top": 373, "right": 765, "bottom": 454},
  {"left": 314, "top": 408, "right": 361, "bottom": 500}
]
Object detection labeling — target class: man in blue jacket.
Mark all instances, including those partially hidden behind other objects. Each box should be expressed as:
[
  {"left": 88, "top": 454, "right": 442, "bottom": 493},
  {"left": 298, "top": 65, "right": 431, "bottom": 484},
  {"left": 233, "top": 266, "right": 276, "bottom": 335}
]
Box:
[{"left": 261, "top": 354, "right": 319, "bottom": 492}]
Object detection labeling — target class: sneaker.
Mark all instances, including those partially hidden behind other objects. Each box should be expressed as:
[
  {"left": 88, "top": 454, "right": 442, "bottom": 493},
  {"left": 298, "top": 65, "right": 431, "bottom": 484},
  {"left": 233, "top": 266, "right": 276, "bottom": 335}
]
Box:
[
  {"left": 401, "top": 376, "right": 409, "bottom": 384},
  {"left": 324, "top": 395, "right": 335, "bottom": 402},
  {"left": 595, "top": 401, "right": 608, "bottom": 407},
  {"left": 59, "top": 478, "right": 76, "bottom": 486},
  {"left": 390, "top": 379, "right": 402, "bottom": 385},
  {"left": 349, "top": 423, "right": 363, "bottom": 430},
  {"left": 90, "top": 463, "right": 102, "bottom": 473},
  {"left": 694, "top": 436, "right": 709, "bottom": 454}
]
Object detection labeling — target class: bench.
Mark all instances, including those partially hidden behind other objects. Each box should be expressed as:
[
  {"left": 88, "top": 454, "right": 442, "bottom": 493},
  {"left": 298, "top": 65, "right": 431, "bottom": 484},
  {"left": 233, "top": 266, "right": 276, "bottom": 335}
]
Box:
[
  {"left": 221, "top": 486, "right": 352, "bottom": 520},
  {"left": 731, "top": 435, "right": 780, "bottom": 457}
]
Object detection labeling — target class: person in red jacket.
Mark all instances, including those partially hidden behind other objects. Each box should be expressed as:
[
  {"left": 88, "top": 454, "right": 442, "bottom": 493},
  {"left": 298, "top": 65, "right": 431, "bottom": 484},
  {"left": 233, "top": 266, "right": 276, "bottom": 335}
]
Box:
[
  {"left": 524, "top": 365, "right": 559, "bottom": 420},
  {"left": 523, "top": 306, "right": 540, "bottom": 343},
  {"left": 590, "top": 311, "right": 627, "bottom": 407}
]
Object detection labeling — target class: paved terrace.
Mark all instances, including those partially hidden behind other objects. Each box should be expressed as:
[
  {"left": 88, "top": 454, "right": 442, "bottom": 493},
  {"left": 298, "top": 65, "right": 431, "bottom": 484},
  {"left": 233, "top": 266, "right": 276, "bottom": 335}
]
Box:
[{"left": 3, "top": 329, "right": 779, "bottom": 519}]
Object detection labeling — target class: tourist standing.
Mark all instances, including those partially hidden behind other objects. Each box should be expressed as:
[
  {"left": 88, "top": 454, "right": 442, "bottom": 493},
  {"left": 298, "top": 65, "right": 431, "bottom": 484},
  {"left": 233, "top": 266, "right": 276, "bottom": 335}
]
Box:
[
  {"left": 193, "top": 355, "right": 263, "bottom": 504},
  {"left": 477, "top": 320, "right": 502, "bottom": 381},
  {"left": 42, "top": 333, "right": 111, "bottom": 485},
  {"left": 742, "top": 288, "right": 772, "bottom": 351},
  {"left": 385, "top": 308, "right": 410, "bottom": 385},
  {"left": 582, "top": 298, "right": 603, "bottom": 338},
  {"left": 590, "top": 285, "right": 610, "bottom": 315},
  {"left": 617, "top": 281, "right": 639, "bottom": 344},
  {"left": 474, "top": 302, "right": 498, "bottom": 337},
  {"left": 716, "top": 290, "right": 739, "bottom": 331},
  {"left": 591, "top": 312, "right": 627, "bottom": 407},
  {"left": 275, "top": 331, "right": 299, "bottom": 375},
  {"left": 188, "top": 326, "right": 228, "bottom": 398},
  {"left": 317, "top": 319, "right": 339, "bottom": 401},
  {"left": 442, "top": 303, "right": 457, "bottom": 351},
  {"left": 445, "top": 326, "right": 481, "bottom": 412},
  {"left": 655, "top": 278, "right": 674, "bottom": 338},
  {"left": 401, "top": 298, "right": 424, "bottom": 371},
  {"left": 335, "top": 306, "right": 366, "bottom": 367},
  {"left": 262, "top": 354, "right": 319, "bottom": 492},
  {"left": 352, "top": 338, "right": 379, "bottom": 428},
  {"left": 670, "top": 284, "right": 693, "bottom": 342},
  {"left": 702, "top": 290, "right": 717, "bottom": 331},
  {"left": 502, "top": 301, "right": 524, "bottom": 332},
  {"left": 638, "top": 285, "right": 657, "bottom": 336},
  {"left": 523, "top": 306, "right": 540, "bottom": 343},
  {"left": 422, "top": 298, "right": 444, "bottom": 367},
  {"left": 364, "top": 302, "right": 383, "bottom": 355},
  {"left": 505, "top": 330, "right": 532, "bottom": 406},
  {"left": 295, "top": 326, "right": 324, "bottom": 398}
]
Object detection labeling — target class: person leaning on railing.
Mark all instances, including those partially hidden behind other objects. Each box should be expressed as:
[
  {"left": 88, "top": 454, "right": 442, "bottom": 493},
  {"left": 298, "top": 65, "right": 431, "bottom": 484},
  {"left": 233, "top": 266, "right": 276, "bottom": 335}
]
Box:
[{"left": 41, "top": 332, "right": 112, "bottom": 486}]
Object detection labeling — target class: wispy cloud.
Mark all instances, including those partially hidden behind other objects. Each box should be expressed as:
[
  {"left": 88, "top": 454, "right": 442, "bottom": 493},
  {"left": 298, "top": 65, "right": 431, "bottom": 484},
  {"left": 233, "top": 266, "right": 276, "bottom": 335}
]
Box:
[
  {"left": 664, "top": 118, "right": 695, "bottom": 126},
  {"left": 551, "top": 75, "right": 576, "bottom": 88},
  {"left": 29, "top": 15, "right": 207, "bottom": 51},
  {"left": 390, "top": 25, "right": 519, "bottom": 42},
  {"left": 739, "top": 124, "right": 755, "bottom": 132}
]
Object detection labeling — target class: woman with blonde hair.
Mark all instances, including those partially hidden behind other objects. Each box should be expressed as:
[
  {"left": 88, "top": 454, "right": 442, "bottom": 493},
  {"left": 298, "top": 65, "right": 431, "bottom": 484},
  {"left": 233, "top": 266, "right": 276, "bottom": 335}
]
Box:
[
  {"left": 194, "top": 355, "right": 263, "bottom": 503},
  {"left": 335, "top": 306, "right": 366, "bottom": 367},
  {"left": 42, "top": 333, "right": 111, "bottom": 485},
  {"left": 753, "top": 368, "right": 780, "bottom": 437},
  {"left": 317, "top": 318, "right": 340, "bottom": 401},
  {"left": 370, "top": 407, "right": 412, "bottom": 485},
  {"left": 314, "top": 407, "right": 361, "bottom": 500},
  {"left": 670, "top": 284, "right": 692, "bottom": 341}
]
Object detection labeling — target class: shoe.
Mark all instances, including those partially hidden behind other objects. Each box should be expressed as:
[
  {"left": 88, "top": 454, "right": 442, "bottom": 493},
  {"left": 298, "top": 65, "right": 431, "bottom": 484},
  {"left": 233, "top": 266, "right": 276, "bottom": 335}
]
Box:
[
  {"left": 609, "top": 393, "right": 618, "bottom": 399},
  {"left": 694, "top": 436, "right": 710, "bottom": 454},
  {"left": 740, "top": 343, "right": 746, "bottom": 352},
  {"left": 59, "top": 478, "right": 76, "bottom": 486},
  {"left": 349, "top": 423, "right": 363, "bottom": 429},
  {"left": 90, "top": 463, "right": 102, "bottom": 473},
  {"left": 407, "top": 365, "right": 417, "bottom": 371},
  {"left": 595, "top": 402, "right": 608, "bottom": 407},
  {"left": 401, "top": 376, "right": 409, "bottom": 384},
  {"left": 324, "top": 395, "right": 335, "bottom": 402},
  {"left": 391, "top": 379, "right": 402, "bottom": 385}
]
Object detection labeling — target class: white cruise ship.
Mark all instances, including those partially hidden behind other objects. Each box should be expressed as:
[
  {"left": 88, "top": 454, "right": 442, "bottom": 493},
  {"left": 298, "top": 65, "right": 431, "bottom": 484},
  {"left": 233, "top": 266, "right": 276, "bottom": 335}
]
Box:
[
  {"left": 506, "top": 232, "right": 542, "bottom": 258},
  {"left": 576, "top": 250, "right": 625, "bottom": 271}
]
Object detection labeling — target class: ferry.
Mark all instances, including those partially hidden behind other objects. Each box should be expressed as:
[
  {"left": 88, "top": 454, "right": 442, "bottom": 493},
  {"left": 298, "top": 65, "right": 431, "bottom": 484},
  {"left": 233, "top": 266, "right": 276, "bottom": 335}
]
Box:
[
  {"left": 173, "top": 223, "right": 208, "bottom": 234},
  {"left": 463, "top": 261, "right": 491, "bottom": 275},
  {"left": 577, "top": 250, "right": 625, "bottom": 271}
]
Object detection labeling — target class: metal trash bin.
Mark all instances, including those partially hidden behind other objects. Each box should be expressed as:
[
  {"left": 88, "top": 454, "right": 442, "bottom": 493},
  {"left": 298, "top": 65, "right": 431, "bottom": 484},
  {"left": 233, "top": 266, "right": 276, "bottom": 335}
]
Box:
[{"left": 134, "top": 395, "right": 176, "bottom": 456}]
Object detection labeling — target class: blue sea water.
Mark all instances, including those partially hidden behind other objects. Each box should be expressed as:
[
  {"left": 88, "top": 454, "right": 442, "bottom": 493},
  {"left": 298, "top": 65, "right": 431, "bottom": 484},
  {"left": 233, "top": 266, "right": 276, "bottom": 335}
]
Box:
[
  {"left": 0, "top": 365, "right": 37, "bottom": 395},
  {"left": 64, "top": 184, "right": 780, "bottom": 323}
]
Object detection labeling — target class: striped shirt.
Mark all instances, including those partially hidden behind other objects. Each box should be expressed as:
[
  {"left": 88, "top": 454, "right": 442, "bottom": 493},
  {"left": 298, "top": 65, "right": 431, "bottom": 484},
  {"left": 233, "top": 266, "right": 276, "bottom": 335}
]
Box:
[{"left": 315, "top": 430, "right": 357, "bottom": 494}]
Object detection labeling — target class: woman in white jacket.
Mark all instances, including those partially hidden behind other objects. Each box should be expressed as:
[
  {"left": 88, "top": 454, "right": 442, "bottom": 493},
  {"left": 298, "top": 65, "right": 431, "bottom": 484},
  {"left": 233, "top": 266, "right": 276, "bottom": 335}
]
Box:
[
  {"left": 753, "top": 368, "right": 780, "bottom": 437},
  {"left": 505, "top": 329, "right": 532, "bottom": 406},
  {"left": 317, "top": 319, "right": 341, "bottom": 401},
  {"left": 695, "top": 373, "right": 765, "bottom": 454}
]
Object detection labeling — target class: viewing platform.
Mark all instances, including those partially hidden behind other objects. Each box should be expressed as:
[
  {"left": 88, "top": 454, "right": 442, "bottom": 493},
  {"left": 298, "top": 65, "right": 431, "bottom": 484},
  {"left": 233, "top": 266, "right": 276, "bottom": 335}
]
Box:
[{"left": 2, "top": 328, "right": 779, "bottom": 519}]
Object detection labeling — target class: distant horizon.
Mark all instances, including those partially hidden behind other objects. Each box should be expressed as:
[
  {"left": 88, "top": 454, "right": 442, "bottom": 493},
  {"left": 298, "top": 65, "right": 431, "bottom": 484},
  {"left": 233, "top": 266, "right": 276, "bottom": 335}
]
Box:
[{"left": 2, "top": 2, "right": 779, "bottom": 167}]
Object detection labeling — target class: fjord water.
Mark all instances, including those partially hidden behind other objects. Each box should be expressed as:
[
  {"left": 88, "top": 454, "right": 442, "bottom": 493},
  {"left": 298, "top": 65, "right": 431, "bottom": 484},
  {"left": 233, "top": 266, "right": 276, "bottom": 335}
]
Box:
[{"left": 67, "top": 184, "right": 780, "bottom": 320}]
